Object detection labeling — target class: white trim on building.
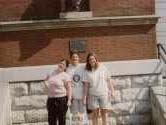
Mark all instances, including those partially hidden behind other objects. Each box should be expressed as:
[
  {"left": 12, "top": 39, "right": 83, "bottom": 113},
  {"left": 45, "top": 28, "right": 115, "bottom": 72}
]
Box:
[
  {"left": 0, "top": 59, "right": 162, "bottom": 83},
  {"left": 155, "top": 0, "right": 166, "bottom": 45},
  {"left": 155, "top": 0, "right": 166, "bottom": 77}
]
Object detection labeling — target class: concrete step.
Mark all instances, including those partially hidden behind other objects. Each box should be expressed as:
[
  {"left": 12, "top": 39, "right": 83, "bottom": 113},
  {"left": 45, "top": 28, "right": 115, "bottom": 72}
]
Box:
[
  {"left": 163, "top": 78, "right": 166, "bottom": 86},
  {"left": 13, "top": 122, "right": 48, "bottom": 125}
]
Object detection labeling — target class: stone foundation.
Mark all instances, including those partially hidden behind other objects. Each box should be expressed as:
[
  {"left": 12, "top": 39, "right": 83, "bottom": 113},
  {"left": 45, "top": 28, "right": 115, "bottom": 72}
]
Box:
[{"left": 10, "top": 74, "right": 161, "bottom": 125}]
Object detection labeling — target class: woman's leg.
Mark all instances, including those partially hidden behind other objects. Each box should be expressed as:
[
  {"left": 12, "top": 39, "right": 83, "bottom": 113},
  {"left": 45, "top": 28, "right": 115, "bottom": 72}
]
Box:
[
  {"left": 47, "top": 98, "right": 58, "bottom": 125},
  {"left": 57, "top": 96, "right": 68, "bottom": 125},
  {"left": 58, "top": 111, "right": 67, "bottom": 125},
  {"left": 100, "top": 109, "right": 108, "bottom": 125},
  {"left": 91, "top": 109, "right": 99, "bottom": 125}
]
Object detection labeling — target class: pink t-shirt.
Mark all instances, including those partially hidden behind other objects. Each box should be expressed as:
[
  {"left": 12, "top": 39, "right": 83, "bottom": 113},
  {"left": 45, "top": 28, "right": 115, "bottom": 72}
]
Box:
[{"left": 47, "top": 70, "right": 71, "bottom": 98}]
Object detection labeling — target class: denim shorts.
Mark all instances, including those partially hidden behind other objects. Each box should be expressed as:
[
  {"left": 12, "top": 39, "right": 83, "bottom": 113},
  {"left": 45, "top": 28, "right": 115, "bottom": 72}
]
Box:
[
  {"left": 87, "top": 94, "right": 109, "bottom": 110},
  {"left": 70, "top": 99, "right": 86, "bottom": 114}
]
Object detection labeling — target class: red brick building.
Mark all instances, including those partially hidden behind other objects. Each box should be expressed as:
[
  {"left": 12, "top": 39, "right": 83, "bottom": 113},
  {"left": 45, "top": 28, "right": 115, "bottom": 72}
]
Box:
[{"left": 0, "top": 0, "right": 158, "bottom": 67}]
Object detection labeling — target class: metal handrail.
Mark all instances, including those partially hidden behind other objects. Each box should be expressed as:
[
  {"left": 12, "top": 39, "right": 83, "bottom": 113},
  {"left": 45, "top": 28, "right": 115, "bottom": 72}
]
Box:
[{"left": 157, "top": 43, "right": 166, "bottom": 64}]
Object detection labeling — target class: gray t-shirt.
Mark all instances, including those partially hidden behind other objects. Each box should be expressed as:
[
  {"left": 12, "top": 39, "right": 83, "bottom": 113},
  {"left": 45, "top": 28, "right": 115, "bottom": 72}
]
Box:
[{"left": 67, "top": 64, "right": 85, "bottom": 99}]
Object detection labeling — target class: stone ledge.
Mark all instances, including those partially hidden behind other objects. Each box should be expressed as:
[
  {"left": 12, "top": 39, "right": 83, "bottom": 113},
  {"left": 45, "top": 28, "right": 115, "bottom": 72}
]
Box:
[
  {"left": 151, "top": 86, "right": 166, "bottom": 113},
  {"left": 151, "top": 86, "right": 166, "bottom": 96},
  {"left": 151, "top": 86, "right": 166, "bottom": 125},
  {"left": 0, "top": 59, "right": 161, "bottom": 82},
  {"left": 0, "top": 15, "right": 159, "bottom": 32},
  {"left": 15, "top": 122, "right": 48, "bottom": 125},
  {"left": 60, "top": 11, "right": 92, "bottom": 19}
]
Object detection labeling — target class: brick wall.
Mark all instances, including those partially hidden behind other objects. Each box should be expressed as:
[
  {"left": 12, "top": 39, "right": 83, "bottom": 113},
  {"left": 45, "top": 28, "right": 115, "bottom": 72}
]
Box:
[
  {"left": 0, "top": 0, "right": 155, "bottom": 21},
  {"left": 91, "top": 0, "right": 155, "bottom": 16},
  {"left": 0, "top": 25, "right": 157, "bottom": 67}
]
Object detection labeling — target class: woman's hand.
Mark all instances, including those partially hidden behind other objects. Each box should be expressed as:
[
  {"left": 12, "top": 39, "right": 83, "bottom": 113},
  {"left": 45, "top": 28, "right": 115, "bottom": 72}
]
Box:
[
  {"left": 81, "top": 96, "right": 86, "bottom": 105},
  {"left": 108, "top": 90, "right": 116, "bottom": 101},
  {"left": 67, "top": 99, "right": 71, "bottom": 106},
  {"left": 111, "top": 91, "right": 116, "bottom": 99}
]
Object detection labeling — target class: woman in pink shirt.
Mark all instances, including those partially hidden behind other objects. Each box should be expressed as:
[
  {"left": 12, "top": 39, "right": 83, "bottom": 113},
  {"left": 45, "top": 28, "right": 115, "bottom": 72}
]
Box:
[{"left": 44, "top": 59, "right": 72, "bottom": 125}]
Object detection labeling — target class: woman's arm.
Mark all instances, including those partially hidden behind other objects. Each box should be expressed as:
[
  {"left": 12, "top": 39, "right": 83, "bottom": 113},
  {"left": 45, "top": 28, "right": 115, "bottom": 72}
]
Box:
[
  {"left": 44, "top": 75, "right": 49, "bottom": 93},
  {"left": 44, "top": 80, "right": 49, "bottom": 88},
  {"left": 82, "top": 82, "right": 88, "bottom": 104},
  {"left": 65, "top": 81, "right": 72, "bottom": 106},
  {"left": 108, "top": 79, "right": 115, "bottom": 98}
]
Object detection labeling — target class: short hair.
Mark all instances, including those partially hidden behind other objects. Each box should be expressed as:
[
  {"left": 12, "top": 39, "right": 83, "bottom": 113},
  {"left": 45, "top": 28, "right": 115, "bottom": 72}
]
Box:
[
  {"left": 60, "top": 59, "right": 69, "bottom": 71},
  {"left": 70, "top": 50, "right": 79, "bottom": 59}
]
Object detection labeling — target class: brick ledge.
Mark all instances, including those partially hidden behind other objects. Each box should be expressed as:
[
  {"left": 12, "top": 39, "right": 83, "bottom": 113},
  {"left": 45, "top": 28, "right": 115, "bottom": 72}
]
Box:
[{"left": 0, "top": 15, "right": 159, "bottom": 32}]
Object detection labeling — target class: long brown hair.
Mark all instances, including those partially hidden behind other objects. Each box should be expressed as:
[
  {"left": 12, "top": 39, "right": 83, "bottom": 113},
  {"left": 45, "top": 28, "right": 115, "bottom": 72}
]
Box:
[{"left": 85, "top": 52, "right": 99, "bottom": 71}]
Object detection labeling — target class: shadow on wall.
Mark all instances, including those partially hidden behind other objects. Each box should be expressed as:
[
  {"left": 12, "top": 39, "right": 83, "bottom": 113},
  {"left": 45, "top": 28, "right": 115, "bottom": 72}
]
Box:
[
  {"left": 0, "top": 30, "right": 51, "bottom": 61},
  {"left": 0, "top": 25, "right": 152, "bottom": 63},
  {"left": 21, "top": 0, "right": 61, "bottom": 20},
  {"left": 18, "top": 31, "right": 51, "bottom": 61}
]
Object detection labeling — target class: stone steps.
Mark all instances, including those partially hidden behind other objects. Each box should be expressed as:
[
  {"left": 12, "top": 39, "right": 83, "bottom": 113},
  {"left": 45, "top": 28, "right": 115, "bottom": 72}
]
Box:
[
  {"left": 151, "top": 86, "right": 166, "bottom": 125},
  {"left": 163, "top": 78, "right": 166, "bottom": 86}
]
